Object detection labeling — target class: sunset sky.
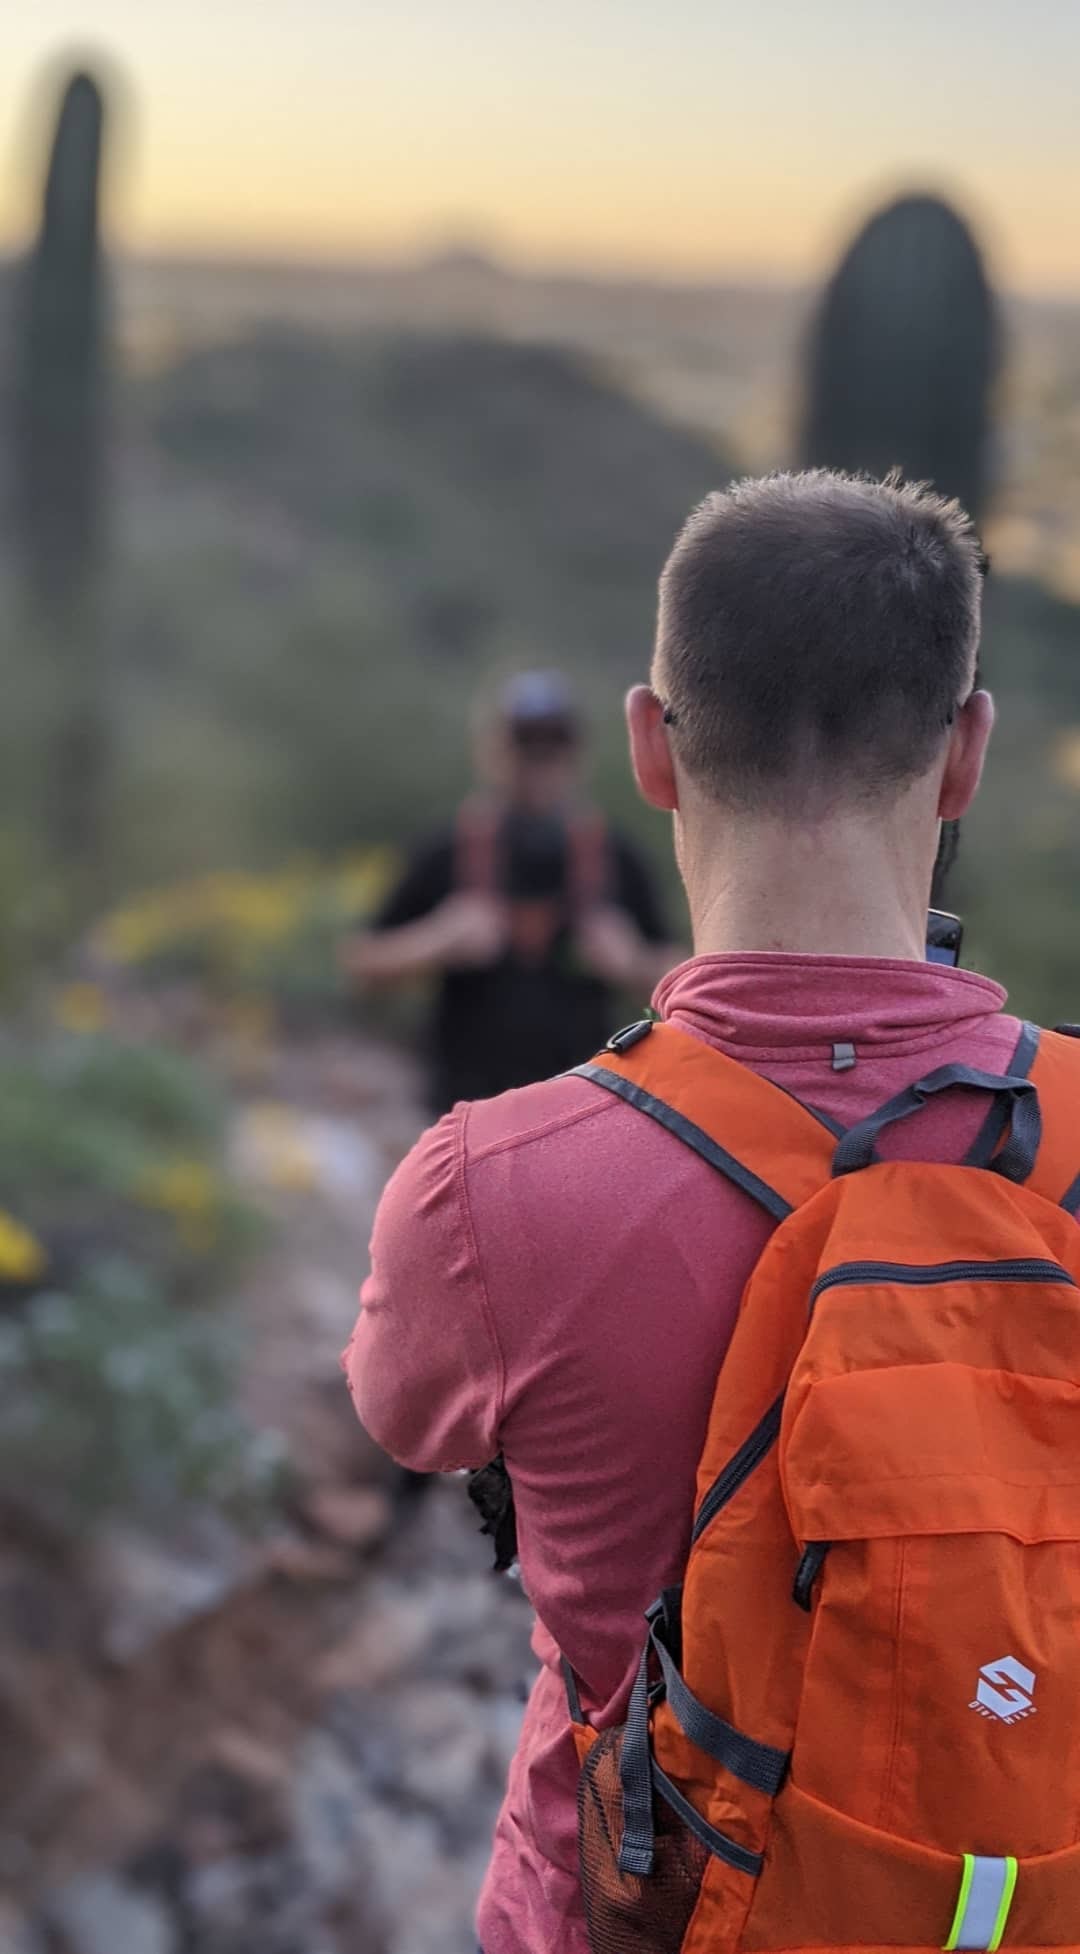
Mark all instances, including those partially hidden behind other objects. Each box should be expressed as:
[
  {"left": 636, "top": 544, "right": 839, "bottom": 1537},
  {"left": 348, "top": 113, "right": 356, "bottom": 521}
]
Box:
[{"left": 2, "top": 0, "right": 1078, "bottom": 294}]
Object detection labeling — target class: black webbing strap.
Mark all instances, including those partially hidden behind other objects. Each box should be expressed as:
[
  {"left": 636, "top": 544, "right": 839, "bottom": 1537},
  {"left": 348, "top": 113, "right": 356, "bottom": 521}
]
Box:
[
  {"left": 562, "top": 1656, "right": 584, "bottom": 1725},
  {"left": 651, "top": 1759, "right": 764, "bottom": 1876},
  {"left": 648, "top": 1623, "right": 788, "bottom": 1794},
  {"left": 965, "top": 1022, "right": 1040, "bottom": 1169},
  {"left": 1062, "top": 1173, "right": 1080, "bottom": 1218},
  {"left": 617, "top": 1597, "right": 788, "bottom": 1875},
  {"left": 572, "top": 1063, "right": 793, "bottom": 1221},
  {"left": 833, "top": 1064, "right": 1041, "bottom": 1183},
  {"left": 617, "top": 1639, "right": 656, "bottom": 1874}
]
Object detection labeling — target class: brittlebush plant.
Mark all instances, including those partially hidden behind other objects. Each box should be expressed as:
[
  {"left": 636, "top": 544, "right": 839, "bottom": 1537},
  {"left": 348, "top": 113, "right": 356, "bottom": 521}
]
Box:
[{"left": 0, "top": 1032, "right": 272, "bottom": 1531}]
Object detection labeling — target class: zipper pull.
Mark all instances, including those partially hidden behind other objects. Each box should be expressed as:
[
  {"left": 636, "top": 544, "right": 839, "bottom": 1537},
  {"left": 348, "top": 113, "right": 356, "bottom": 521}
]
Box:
[{"left": 793, "top": 1540, "right": 831, "bottom": 1611}]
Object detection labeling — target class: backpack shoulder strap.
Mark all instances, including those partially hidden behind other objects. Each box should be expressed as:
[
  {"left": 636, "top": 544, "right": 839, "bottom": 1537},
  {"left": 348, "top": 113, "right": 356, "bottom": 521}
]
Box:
[
  {"left": 572, "top": 1021, "right": 836, "bottom": 1219},
  {"left": 1028, "top": 1027, "right": 1080, "bottom": 1213},
  {"left": 453, "top": 795, "right": 501, "bottom": 894},
  {"left": 565, "top": 805, "right": 609, "bottom": 913}
]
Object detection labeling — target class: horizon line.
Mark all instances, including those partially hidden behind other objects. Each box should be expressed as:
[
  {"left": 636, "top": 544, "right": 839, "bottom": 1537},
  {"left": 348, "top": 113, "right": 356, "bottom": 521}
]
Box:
[{"left": 2, "top": 239, "right": 1079, "bottom": 310}]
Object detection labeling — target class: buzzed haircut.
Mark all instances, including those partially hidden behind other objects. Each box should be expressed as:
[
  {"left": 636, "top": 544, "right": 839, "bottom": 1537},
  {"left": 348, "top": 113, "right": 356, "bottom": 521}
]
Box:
[{"left": 654, "top": 470, "right": 984, "bottom": 813}]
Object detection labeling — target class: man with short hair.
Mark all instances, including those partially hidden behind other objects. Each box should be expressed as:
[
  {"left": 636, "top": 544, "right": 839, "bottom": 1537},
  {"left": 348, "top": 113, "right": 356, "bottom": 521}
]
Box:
[
  {"left": 344, "top": 473, "right": 1047, "bottom": 1954},
  {"left": 343, "top": 669, "right": 677, "bottom": 1114}
]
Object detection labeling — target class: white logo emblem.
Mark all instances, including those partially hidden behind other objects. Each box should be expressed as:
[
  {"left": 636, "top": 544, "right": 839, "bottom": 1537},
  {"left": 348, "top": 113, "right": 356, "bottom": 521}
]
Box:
[{"left": 970, "top": 1655, "right": 1037, "bottom": 1724}]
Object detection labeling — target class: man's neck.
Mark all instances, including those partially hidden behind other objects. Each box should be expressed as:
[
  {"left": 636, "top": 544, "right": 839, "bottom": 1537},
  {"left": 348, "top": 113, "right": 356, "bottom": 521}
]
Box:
[{"left": 684, "top": 813, "right": 933, "bottom": 965}]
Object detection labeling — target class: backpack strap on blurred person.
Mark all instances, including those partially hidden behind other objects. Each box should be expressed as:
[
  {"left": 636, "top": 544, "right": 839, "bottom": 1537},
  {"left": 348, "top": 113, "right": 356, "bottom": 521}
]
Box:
[
  {"left": 453, "top": 795, "right": 610, "bottom": 966},
  {"left": 564, "top": 804, "right": 610, "bottom": 920},
  {"left": 453, "top": 794, "right": 502, "bottom": 898}
]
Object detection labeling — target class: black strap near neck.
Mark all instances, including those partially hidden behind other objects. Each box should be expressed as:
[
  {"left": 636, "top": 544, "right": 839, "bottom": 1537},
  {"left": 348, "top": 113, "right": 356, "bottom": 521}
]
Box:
[{"left": 833, "top": 1064, "right": 1041, "bottom": 1183}]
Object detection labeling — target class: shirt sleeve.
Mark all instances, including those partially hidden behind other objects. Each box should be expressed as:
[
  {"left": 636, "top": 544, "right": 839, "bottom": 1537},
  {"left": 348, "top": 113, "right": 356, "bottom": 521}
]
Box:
[
  {"left": 370, "top": 832, "right": 455, "bottom": 931},
  {"left": 610, "top": 833, "right": 674, "bottom": 944},
  {"left": 341, "top": 1105, "right": 504, "bottom": 1471}
]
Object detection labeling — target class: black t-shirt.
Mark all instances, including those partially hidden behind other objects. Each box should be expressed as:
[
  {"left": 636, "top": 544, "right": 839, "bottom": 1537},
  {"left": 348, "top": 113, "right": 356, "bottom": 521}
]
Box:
[{"left": 372, "top": 810, "right": 669, "bottom": 1112}]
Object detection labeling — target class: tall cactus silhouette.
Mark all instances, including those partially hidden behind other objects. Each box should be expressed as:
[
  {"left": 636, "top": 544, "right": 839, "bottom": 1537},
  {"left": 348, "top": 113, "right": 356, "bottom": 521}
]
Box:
[
  {"left": 801, "top": 194, "right": 998, "bottom": 522},
  {"left": 13, "top": 69, "right": 110, "bottom": 890}
]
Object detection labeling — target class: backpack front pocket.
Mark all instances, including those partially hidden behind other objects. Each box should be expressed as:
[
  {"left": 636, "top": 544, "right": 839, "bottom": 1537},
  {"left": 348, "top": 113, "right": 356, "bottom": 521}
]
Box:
[{"left": 782, "top": 1266, "right": 1080, "bottom": 1856}]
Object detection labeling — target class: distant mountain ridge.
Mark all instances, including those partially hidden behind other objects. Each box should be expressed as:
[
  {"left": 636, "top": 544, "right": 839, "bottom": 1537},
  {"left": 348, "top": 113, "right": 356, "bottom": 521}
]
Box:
[{"left": 147, "top": 326, "right": 732, "bottom": 677}]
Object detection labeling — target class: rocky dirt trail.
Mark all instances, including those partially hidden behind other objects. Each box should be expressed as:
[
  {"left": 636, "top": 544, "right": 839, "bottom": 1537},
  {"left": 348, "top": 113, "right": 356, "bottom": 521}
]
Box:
[{"left": 0, "top": 1030, "right": 536, "bottom": 1954}]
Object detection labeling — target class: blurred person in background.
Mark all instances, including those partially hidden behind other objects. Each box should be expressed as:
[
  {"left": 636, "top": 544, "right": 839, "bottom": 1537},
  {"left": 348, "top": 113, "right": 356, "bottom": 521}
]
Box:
[{"left": 342, "top": 670, "right": 681, "bottom": 1115}]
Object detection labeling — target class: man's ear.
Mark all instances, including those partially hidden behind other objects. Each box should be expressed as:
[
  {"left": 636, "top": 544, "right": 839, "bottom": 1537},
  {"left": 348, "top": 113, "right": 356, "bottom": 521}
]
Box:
[
  {"left": 939, "top": 689, "right": 994, "bottom": 821},
  {"left": 626, "top": 685, "right": 679, "bottom": 812}
]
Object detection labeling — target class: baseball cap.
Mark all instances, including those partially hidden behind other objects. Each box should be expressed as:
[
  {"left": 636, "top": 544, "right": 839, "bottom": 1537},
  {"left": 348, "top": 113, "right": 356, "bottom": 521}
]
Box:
[{"left": 499, "top": 671, "right": 580, "bottom": 737}]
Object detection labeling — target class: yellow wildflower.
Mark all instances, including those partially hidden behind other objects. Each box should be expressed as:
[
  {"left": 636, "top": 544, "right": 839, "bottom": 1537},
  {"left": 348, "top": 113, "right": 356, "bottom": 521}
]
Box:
[
  {"left": 1053, "top": 729, "right": 1080, "bottom": 793},
  {"left": 136, "top": 1157, "right": 220, "bottom": 1252},
  {"left": 95, "top": 846, "right": 397, "bottom": 988},
  {"left": 334, "top": 846, "right": 397, "bottom": 916},
  {"left": 237, "top": 1103, "right": 319, "bottom": 1193},
  {"left": 97, "top": 892, "right": 183, "bottom": 964},
  {"left": 223, "top": 881, "right": 299, "bottom": 943},
  {"left": 53, "top": 982, "right": 107, "bottom": 1036},
  {"left": 0, "top": 1212, "right": 46, "bottom": 1285}
]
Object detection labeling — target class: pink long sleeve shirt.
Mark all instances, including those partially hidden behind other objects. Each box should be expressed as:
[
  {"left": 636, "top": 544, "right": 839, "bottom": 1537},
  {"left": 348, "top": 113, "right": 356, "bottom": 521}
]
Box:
[{"left": 344, "top": 953, "right": 1036, "bottom": 1954}]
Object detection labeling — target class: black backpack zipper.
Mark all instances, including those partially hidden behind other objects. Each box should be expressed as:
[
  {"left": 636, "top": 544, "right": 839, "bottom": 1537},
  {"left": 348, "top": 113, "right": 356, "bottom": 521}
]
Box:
[
  {"left": 692, "top": 1392, "right": 784, "bottom": 1543},
  {"left": 692, "top": 1259, "right": 1074, "bottom": 1549},
  {"left": 811, "top": 1257, "right": 1075, "bottom": 1308}
]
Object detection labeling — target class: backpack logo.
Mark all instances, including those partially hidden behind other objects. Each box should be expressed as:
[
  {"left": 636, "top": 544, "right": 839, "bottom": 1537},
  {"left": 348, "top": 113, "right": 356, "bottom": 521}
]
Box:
[{"left": 970, "top": 1655, "right": 1037, "bottom": 1724}]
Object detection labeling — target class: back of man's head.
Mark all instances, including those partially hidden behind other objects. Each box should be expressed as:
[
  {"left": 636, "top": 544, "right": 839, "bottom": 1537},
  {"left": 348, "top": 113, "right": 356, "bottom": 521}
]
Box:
[{"left": 654, "top": 470, "right": 984, "bottom": 816}]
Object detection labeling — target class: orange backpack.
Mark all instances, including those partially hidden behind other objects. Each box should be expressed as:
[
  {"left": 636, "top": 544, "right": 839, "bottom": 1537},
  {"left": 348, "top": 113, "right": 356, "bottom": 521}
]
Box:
[
  {"left": 453, "top": 796, "right": 608, "bottom": 965},
  {"left": 565, "top": 1017, "right": 1080, "bottom": 1954}
]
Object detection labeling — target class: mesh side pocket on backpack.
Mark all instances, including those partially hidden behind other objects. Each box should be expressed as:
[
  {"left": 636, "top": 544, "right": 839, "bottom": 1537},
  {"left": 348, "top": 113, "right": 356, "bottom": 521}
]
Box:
[{"left": 578, "top": 1727, "right": 708, "bottom": 1954}]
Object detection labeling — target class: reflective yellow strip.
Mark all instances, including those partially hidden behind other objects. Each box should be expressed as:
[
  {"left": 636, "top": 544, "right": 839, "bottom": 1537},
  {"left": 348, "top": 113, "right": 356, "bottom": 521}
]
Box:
[
  {"left": 945, "top": 1855, "right": 976, "bottom": 1952},
  {"left": 945, "top": 1855, "right": 1018, "bottom": 1951}
]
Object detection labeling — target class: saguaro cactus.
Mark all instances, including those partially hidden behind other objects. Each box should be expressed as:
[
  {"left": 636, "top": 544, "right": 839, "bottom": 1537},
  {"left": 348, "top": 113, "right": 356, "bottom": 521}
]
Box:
[
  {"left": 13, "top": 69, "right": 110, "bottom": 889},
  {"left": 801, "top": 193, "right": 997, "bottom": 522},
  {"left": 15, "top": 70, "right": 106, "bottom": 599}
]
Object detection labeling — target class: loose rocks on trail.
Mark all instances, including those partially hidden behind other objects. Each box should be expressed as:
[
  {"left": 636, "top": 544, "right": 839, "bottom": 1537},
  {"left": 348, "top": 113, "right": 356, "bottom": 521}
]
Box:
[{"left": 4, "top": 1031, "right": 536, "bottom": 1954}]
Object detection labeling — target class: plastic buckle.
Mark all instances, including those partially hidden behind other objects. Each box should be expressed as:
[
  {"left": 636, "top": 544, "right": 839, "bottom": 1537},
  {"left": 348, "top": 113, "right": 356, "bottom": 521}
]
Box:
[{"left": 605, "top": 1018, "right": 655, "bottom": 1055}]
